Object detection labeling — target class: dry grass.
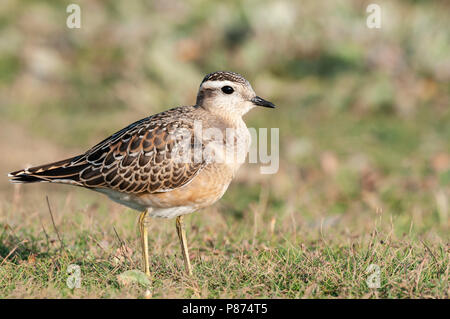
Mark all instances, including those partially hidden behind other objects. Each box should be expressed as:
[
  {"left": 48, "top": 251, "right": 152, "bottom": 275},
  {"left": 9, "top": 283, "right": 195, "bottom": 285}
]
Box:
[{"left": 0, "top": 175, "right": 448, "bottom": 298}]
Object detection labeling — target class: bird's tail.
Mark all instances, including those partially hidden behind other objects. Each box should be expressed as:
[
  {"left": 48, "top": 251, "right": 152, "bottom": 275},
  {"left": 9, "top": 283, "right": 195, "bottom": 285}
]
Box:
[{"left": 8, "top": 155, "right": 88, "bottom": 185}]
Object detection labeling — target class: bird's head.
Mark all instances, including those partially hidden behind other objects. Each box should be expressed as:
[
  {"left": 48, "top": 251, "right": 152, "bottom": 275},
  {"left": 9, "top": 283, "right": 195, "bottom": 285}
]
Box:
[{"left": 196, "top": 71, "right": 275, "bottom": 118}]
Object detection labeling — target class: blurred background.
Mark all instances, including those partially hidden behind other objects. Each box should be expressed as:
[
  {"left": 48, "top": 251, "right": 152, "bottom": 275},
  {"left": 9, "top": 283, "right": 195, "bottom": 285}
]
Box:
[{"left": 0, "top": 0, "right": 448, "bottom": 246}]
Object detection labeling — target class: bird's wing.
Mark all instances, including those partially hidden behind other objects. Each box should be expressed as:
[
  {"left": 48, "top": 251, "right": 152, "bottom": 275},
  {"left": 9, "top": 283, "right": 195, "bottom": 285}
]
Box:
[{"left": 9, "top": 107, "right": 207, "bottom": 194}]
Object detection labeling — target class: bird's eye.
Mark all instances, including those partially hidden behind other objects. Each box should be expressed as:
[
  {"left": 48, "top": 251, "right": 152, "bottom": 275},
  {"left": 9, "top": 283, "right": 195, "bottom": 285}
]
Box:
[{"left": 221, "top": 86, "right": 234, "bottom": 94}]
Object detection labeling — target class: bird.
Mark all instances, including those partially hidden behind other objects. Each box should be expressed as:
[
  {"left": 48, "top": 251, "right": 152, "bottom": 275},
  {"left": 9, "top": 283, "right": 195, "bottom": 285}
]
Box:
[{"left": 8, "top": 71, "right": 276, "bottom": 277}]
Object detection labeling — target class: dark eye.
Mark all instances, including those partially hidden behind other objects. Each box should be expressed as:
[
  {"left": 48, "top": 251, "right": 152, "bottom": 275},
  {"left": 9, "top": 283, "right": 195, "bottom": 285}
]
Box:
[{"left": 221, "top": 86, "right": 234, "bottom": 94}]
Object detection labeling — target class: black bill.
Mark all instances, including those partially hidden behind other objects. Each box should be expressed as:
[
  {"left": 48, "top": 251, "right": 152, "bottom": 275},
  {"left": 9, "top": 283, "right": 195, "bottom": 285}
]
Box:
[{"left": 251, "top": 96, "right": 276, "bottom": 108}]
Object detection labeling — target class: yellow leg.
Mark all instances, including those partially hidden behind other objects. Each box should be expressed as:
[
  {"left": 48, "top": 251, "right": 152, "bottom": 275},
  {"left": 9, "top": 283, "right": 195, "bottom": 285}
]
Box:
[
  {"left": 176, "top": 215, "right": 193, "bottom": 275},
  {"left": 138, "top": 210, "right": 150, "bottom": 277}
]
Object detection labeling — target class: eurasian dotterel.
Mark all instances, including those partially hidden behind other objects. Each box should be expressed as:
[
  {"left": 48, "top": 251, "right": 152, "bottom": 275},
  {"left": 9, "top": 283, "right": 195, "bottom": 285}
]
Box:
[{"left": 9, "top": 71, "right": 276, "bottom": 277}]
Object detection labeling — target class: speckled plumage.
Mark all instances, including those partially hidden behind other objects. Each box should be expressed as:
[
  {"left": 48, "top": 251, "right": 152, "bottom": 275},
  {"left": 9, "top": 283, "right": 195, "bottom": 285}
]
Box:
[{"left": 10, "top": 107, "right": 205, "bottom": 194}]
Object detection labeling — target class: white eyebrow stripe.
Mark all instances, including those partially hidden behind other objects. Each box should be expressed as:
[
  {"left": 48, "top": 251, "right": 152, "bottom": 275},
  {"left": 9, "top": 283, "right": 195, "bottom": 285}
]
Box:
[{"left": 200, "top": 80, "right": 235, "bottom": 90}]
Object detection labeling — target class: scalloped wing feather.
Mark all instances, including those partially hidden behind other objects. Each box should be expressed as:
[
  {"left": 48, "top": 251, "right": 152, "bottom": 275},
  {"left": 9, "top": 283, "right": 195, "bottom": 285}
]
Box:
[{"left": 9, "top": 106, "right": 206, "bottom": 194}]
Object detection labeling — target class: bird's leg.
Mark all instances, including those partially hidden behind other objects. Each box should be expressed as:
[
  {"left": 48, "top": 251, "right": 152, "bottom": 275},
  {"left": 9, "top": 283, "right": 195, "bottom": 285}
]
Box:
[
  {"left": 176, "top": 215, "right": 193, "bottom": 275},
  {"left": 138, "top": 210, "right": 150, "bottom": 277}
]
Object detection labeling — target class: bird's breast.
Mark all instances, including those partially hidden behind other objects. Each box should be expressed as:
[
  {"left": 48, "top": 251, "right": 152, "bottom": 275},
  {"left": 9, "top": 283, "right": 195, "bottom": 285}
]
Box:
[{"left": 137, "top": 163, "right": 233, "bottom": 210}]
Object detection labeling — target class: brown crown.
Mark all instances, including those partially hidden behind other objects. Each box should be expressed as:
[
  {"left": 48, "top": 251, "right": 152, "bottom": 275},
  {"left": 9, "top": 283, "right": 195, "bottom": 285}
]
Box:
[{"left": 201, "top": 71, "right": 249, "bottom": 86}]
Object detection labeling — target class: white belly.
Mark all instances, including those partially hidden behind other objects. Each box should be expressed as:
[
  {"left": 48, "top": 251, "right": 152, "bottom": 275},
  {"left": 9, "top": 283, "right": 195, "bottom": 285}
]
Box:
[
  {"left": 95, "top": 188, "right": 197, "bottom": 219},
  {"left": 147, "top": 206, "right": 197, "bottom": 219}
]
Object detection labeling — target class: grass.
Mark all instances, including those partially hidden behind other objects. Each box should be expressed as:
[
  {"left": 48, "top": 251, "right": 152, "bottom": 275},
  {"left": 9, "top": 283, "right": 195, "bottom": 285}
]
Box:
[
  {"left": 0, "top": 173, "right": 448, "bottom": 298},
  {"left": 0, "top": 0, "right": 449, "bottom": 298}
]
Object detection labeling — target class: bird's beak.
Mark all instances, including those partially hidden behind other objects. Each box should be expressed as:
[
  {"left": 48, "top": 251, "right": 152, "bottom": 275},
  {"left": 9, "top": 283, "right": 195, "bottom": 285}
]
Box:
[{"left": 251, "top": 96, "right": 276, "bottom": 108}]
